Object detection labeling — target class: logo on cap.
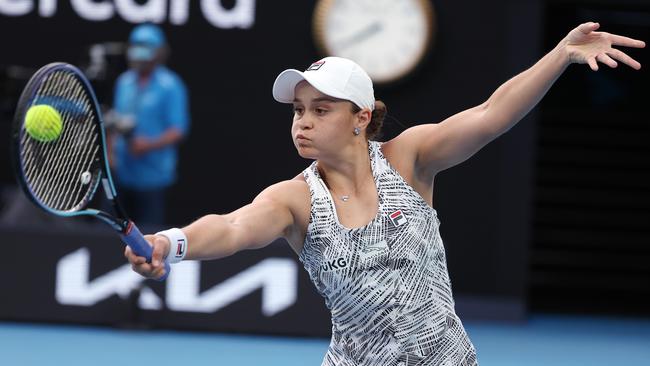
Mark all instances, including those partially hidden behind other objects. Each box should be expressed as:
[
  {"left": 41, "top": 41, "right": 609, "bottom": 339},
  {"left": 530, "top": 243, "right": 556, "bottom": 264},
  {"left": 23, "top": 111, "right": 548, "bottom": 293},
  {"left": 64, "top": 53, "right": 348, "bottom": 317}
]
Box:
[{"left": 306, "top": 60, "right": 325, "bottom": 71}]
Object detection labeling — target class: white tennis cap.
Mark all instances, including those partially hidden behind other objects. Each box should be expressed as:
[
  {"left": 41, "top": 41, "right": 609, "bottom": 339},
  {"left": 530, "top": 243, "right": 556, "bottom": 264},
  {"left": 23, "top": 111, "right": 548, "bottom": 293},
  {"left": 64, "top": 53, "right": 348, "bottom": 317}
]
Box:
[{"left": 272, "top": 57, "right": 375, "bottom": 111}]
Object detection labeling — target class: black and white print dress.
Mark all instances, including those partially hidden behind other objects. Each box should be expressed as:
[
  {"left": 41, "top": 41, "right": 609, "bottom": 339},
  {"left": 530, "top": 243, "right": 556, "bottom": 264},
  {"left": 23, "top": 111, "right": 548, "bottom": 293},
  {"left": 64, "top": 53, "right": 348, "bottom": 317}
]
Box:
[{"left": 299, "top": 141, "right": 478, "bottom": 366}]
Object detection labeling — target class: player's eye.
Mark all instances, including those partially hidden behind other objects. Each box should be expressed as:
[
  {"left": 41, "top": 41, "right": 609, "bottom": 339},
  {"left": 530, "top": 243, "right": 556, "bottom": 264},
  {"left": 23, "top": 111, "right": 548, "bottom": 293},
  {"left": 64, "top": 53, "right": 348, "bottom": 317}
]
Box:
[
  {"left": 315, "top": 108, "right": 327, "bottom": 115},
  {"left": 293, "top": 106, "right": 304, "bottom": 115}
]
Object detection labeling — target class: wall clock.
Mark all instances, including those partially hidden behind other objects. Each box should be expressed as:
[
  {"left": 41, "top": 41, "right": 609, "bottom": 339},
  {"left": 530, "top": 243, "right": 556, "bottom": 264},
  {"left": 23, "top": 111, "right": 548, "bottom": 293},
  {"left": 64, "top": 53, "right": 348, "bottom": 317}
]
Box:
[{"left": 313, "top": 0, "right": 435, "bottom": 84}]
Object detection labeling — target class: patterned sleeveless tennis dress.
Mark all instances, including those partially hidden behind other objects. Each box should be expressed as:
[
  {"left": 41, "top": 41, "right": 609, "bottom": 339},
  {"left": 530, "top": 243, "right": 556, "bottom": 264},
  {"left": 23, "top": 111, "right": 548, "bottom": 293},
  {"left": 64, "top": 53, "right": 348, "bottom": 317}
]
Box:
[{"left": 299, "top": 141, "right": 478, "bottom": 366}]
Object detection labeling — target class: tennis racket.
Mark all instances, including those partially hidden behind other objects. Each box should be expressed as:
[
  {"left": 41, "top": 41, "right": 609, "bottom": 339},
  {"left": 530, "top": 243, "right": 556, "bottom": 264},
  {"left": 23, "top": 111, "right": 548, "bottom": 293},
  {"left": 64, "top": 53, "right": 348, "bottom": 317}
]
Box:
[{"left": 11, "top": 62, "right": 170, "bottom": 280}]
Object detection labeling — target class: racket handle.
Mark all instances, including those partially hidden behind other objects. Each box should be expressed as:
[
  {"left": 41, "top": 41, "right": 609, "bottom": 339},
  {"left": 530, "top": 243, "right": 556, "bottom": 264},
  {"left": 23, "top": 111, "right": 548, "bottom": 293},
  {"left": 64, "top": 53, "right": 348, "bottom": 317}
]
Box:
[{"left": 120, "top": 221, "right": 171, "bottom": 281}]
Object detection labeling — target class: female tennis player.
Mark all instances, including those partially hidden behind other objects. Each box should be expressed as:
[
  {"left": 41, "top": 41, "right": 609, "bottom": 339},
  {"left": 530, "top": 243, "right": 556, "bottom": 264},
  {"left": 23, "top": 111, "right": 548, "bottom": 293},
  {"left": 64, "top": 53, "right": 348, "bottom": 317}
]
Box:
[{"left": 126, "top": 22, "right": 644, "bottom": 365}]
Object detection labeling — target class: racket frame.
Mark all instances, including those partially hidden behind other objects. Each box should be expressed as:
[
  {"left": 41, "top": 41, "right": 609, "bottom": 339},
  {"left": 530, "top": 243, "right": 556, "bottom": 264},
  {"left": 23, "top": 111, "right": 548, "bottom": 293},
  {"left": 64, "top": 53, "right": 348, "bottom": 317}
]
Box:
[{"left": 11, "top": 62, "right": 169, "bottom": 279}]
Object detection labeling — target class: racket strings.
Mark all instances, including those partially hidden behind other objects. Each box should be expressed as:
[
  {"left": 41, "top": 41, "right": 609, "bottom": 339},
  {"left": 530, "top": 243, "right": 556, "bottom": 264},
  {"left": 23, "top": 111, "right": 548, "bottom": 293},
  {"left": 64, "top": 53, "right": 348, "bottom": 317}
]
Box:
[
  {"left": 26, "top": 72, "right": 85, "bottom": 202},
  {"left": 37, "top": 71, "right": 99, "bottom": 210},
  {"left": 39, "top": 72, "right": 99, "bottom": 209},
  {"left": 21, "top": 73, "right": 78, "bottom": 197},
  {"left": 24, "top": 71, "right": 88, "bottom": 207},
  {"left": 20, "top": 70, "right": 101, "bottom": 212},
  {"left": 26, "top": 98, "right": 97, "bottom": 210}
]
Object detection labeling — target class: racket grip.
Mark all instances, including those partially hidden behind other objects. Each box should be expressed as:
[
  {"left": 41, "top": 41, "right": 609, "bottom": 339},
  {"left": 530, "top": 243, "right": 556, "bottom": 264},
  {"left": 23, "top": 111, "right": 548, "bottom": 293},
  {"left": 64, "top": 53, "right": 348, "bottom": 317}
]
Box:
[{"left": 120, "top": 221, "right": 171, "bottom": 281}]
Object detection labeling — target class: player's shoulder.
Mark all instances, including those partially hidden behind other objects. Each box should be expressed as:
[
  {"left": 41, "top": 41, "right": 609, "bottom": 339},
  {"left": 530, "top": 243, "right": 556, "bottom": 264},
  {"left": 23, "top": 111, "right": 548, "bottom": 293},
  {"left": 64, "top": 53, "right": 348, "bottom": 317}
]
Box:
[
  {"left": 381, "top": 124, "right": 441, "bottom": 180},
  {"left": 253, "top": 179, "right": 310, "bottom": 223},
  {"left": 383, "top": 124, "right": 439, "bottom": 157},
  {"left": 389, "top": 124, "right": 439, "bottom": 145},
  {"left": 259, "top": 179, "right": 309, "bottom": 202}
]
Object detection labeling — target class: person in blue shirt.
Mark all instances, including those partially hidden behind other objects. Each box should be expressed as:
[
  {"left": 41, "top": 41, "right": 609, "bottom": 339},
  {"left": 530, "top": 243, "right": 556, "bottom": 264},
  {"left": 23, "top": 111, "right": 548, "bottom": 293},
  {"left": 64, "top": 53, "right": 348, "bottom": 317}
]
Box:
[{"left": 111, "top": 24, "right": 190, "bottom": 226}]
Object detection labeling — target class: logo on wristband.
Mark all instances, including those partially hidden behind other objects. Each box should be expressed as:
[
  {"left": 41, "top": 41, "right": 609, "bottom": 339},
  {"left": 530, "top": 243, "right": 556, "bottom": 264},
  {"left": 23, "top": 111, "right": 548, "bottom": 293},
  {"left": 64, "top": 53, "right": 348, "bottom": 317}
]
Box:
[{"left": 174, "top": 239, "right": 186, "bottom": 258}]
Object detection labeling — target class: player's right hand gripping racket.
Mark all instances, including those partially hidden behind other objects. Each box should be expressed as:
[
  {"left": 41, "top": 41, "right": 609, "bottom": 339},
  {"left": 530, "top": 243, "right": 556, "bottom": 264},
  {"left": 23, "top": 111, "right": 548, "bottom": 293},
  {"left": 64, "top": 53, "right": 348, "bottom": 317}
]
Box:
[{"left": 11, "top": 62, "right": 170, "bottom": 280}]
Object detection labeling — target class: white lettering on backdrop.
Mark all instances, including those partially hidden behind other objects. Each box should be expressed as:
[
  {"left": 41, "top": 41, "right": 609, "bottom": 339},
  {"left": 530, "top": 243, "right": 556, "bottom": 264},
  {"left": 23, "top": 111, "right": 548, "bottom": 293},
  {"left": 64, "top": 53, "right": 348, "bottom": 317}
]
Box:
[{"left": 0, "top": 0, "right": 256, "bottom": 28}]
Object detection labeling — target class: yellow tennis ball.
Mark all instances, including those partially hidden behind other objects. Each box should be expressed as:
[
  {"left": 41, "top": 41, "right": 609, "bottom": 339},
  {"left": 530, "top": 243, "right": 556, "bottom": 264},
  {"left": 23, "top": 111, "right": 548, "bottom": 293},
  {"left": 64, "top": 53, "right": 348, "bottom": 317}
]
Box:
[{"left": 24, "top": 104, "right": 63, "bottom": 142}]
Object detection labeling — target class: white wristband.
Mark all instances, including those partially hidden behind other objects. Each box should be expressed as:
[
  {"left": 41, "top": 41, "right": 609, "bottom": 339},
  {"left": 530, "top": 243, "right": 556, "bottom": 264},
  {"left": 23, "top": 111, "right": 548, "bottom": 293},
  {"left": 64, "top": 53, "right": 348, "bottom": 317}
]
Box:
[{"left": 156, "top": 228, "right": 188, "bottom": 264}]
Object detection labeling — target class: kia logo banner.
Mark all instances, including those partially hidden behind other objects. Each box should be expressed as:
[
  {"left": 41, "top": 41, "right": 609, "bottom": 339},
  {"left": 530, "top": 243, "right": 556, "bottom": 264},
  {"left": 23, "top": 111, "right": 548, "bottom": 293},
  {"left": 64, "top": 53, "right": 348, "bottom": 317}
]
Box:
[
  {"left": 0, "top": 226, "right": 332, "bottom": 336},
  {"left": 56, "top": 248, "right": 297, "bottom": 315}
]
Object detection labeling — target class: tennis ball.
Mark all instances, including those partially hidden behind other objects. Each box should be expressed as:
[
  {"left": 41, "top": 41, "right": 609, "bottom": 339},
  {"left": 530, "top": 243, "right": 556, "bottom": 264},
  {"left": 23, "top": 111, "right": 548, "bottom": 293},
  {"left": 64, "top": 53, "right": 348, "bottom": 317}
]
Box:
[{"left": 24, "top": 104, "right": 63, "bottom": 142}]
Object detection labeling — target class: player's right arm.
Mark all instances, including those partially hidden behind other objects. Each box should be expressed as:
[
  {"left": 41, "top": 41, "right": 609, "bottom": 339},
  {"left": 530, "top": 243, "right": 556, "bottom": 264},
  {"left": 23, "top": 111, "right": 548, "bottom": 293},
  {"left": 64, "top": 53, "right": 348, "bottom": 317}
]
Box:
[{"left": 126, "top": 179, "right": 310, "bottom": 279}]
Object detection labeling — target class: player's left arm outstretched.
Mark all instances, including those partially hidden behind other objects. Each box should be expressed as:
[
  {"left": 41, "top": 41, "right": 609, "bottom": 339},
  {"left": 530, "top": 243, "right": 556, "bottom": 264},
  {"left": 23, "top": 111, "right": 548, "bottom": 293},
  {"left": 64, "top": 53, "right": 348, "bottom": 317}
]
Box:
[{"left": 391, "top": 22, "right": 645, "bottom": 176}]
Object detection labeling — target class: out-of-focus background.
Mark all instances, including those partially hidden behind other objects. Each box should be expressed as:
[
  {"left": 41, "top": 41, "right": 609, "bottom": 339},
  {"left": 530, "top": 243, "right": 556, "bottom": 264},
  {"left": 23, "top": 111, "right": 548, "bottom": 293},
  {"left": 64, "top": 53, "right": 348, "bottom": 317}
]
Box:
[{"left": 0, "top": 1, "right": 648, "bottom": 365}]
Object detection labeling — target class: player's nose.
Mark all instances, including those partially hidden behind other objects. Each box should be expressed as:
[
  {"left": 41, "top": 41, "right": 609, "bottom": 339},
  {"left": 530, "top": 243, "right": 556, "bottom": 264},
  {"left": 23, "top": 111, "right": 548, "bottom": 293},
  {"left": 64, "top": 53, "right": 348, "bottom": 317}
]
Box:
[{"left": 295, "top": 115, "right": 313, "bottom": 130}]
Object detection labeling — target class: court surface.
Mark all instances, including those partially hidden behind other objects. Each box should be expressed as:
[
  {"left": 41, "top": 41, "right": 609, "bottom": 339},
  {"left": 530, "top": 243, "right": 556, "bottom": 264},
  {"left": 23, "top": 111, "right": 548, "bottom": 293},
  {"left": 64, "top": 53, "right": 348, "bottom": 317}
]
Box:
[{"left": 1, "top": 314, "right": 648, "bottom": 365}]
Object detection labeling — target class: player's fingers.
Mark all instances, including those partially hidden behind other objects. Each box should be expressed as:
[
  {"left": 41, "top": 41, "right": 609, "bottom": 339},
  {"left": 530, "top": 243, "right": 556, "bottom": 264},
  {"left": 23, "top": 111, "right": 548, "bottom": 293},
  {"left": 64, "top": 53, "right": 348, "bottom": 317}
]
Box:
[
  {"left": 597, "top": 53, "right": 618, "bottom": 68},
  {"left": 133, "top": 255, "right": 147, "bottom": 265},
  {"left": 608, "top": 33, "right": 646, "bottom": 49},
  {"left": 131, "top": 262, "right": 148, "bottom": 275},
  {"left": 143, "top": 259, "right": 167, "bottom": 280},
  {"left": 133, "top": 261, "right": 160, "bottom": 277},
  {"left": 125, "top": 246, "right": 147, "bottom": 265},
  {"left": 152, "top": 265, "right": 167, "bottom": 280},
  {"left": 608, "top": 48, "right": 642, "bottom": 70},
  {"left": 587, "top": 56, "right": 599, "bottom": 71},
  {"left": 578, "top": 22, "right": 599, "bottom": 34},
  {"left": 151, "top": 237, "right": 167, "bottom": 267}
]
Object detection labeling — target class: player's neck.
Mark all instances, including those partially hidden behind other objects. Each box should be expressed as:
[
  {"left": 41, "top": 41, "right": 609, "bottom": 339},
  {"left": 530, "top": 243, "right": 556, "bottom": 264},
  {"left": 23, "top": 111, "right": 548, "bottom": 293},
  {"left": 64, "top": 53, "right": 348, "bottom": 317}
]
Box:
[{"left": 317, "top": 141, "right": 373, "bottom": 199}]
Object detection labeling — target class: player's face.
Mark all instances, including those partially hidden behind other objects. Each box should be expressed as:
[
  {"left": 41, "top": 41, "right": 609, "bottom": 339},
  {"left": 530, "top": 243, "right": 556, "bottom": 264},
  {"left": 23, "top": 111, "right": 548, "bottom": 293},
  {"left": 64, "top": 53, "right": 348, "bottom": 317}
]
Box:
[{"left": 291, "top": 81, "right": 357, "bottom": 159}]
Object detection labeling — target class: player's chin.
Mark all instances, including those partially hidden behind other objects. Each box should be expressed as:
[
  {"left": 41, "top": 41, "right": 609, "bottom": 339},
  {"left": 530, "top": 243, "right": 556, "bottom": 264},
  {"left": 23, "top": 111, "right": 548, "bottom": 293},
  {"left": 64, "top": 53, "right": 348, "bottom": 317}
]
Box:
[{"left": 295, "top": 145, "right": 317, "bottom": 159}]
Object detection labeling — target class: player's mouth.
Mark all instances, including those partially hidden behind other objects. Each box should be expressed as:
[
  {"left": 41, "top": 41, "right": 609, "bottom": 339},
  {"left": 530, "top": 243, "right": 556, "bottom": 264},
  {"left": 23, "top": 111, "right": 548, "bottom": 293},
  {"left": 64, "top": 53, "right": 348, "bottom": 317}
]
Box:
[{"left": 295, "top": 134, "right": 310, "bottom": 142}]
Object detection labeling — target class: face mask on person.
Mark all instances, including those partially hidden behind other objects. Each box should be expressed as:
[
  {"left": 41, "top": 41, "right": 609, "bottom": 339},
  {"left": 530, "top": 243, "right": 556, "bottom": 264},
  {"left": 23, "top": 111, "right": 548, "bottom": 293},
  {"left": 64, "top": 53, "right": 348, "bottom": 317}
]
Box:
[{"left": 127, "top": 45, "right": 157, "bottom": 62}]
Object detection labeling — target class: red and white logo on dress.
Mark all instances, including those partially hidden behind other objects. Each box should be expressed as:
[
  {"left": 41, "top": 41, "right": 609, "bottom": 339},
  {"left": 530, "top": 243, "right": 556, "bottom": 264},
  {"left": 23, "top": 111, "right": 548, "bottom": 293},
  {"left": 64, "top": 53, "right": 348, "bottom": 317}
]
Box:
[{"left": 389, "top": 210, "right": 407, "bottom": 227}]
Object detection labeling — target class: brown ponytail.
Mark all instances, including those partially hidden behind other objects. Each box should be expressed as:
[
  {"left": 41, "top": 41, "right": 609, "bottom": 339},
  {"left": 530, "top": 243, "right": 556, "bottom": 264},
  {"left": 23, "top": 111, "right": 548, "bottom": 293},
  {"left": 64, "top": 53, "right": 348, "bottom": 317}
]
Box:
[{"left": 351, "top": 100, "right": 387, "bottom": 141}]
